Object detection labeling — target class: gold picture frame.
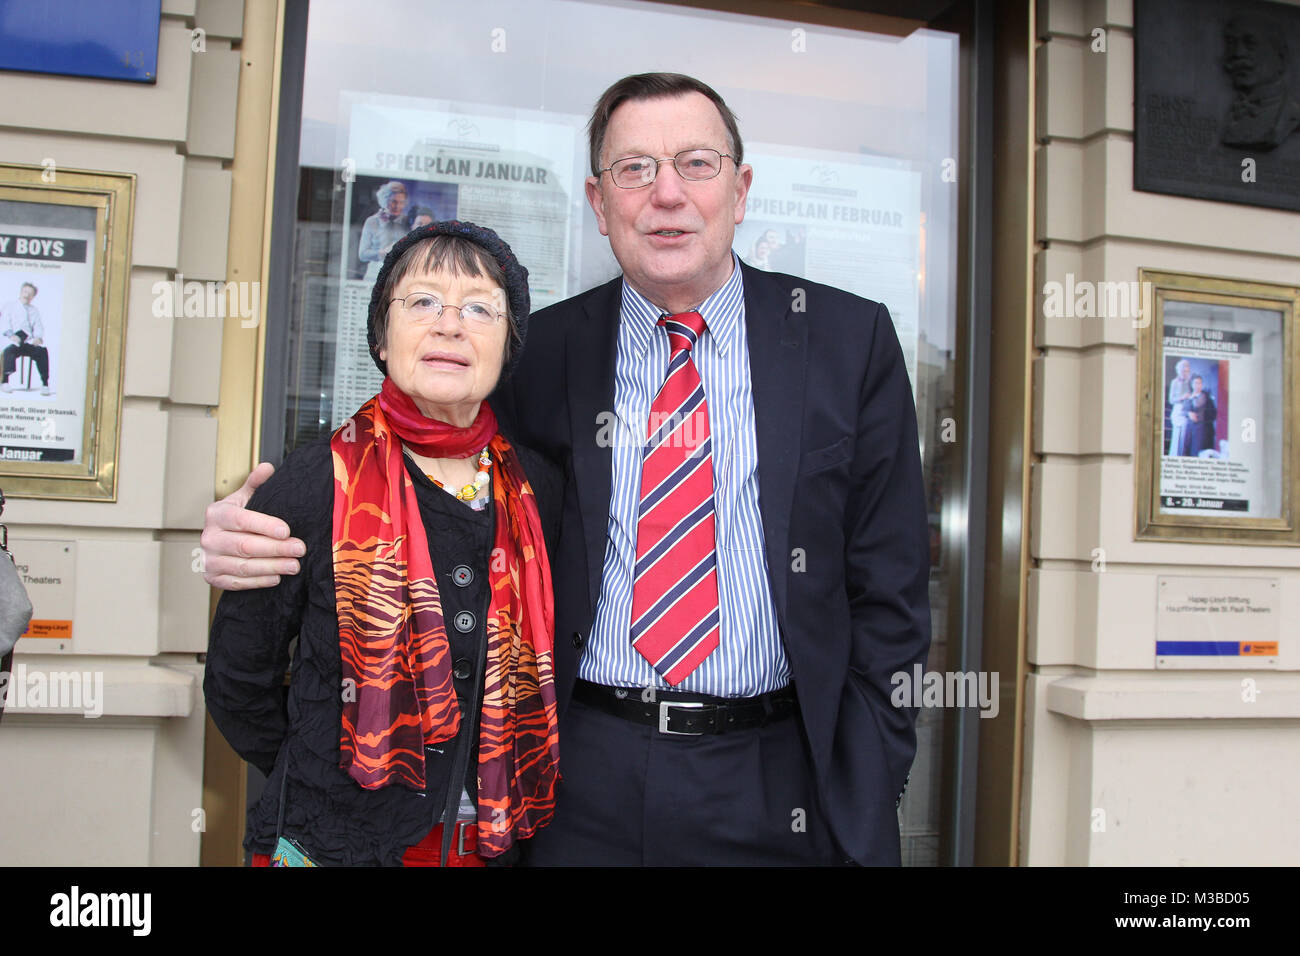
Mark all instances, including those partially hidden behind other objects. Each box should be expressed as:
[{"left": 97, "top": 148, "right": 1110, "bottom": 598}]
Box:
[
  {"left": 1136, "top": 269, "right": 1300, "bottom": 545},
  {"left": 0, "top": 163, "right": 134, "bottom": 500}
]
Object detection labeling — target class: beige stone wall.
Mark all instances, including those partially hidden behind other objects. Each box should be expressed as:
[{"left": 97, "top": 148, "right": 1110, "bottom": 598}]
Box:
[
  {"left": 1023, "top": 0, "right": 1300, "bottom": 865},
  {"left": 0, "top": 0, "right": 244, "bottom": 865}
]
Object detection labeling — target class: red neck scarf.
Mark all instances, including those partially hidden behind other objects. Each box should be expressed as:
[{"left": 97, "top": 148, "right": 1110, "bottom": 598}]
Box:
[
  {"left": 375, "top": 377, "right": 496, "bottom": 458},
  {"left": 330, "top": 380, "right": 559, "bottom": 856}
]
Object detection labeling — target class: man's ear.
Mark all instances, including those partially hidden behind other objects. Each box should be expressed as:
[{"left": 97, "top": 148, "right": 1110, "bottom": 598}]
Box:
[
  {"left": 732, "top": 163, "right": 754, "bottom": 225},
  {"left": 585, "top": 176, "right": 610, "bottom": 237}
]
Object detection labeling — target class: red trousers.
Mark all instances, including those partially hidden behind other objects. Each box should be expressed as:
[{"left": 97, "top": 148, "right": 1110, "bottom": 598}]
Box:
[{"left": 251, "top": 821, "right": 486, "bottom": 867}]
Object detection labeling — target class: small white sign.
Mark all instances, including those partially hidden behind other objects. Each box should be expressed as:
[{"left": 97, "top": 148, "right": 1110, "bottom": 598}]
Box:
[
  {"left": 1156, "top": 575, "right": 1279, "bottom": 669},
  {"left": 8, "top": 537, "right": 74, "bottom": 652}
]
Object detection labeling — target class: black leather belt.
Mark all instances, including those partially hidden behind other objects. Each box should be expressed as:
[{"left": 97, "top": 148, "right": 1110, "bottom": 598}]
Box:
[{"left": 573, "top": 679, "right": 796, "bottom": 735}]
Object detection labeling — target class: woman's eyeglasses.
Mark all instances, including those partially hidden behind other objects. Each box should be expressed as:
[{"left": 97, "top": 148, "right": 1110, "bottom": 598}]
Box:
[{"left": 389, "top": 292, "right": 503, "bottom": 328}]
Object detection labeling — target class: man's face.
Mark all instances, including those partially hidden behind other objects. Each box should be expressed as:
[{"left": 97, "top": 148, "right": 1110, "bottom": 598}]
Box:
[
  {"left": 1178, "top": 363, "right": 1190, "bottom": 380},
  {"left": 1224, "top": 20, "right": 1281, "bottom": 89},
  {"left": 19, "top": 285, "right": 35, "bottom": 304},
  {"left": 386, "top": 190, "right": 407, "bottom": 216},
  {"left": 585, "top": 92, "right": 753, "bottom": 312}
]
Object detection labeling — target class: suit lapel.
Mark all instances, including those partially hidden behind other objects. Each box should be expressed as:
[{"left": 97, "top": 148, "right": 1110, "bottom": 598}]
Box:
[
  {"left": 741, "top": 263, "right": 806, "bottom": 624},
  {"left": 567, "top": 276, "right": 622, "bottom": 612}
]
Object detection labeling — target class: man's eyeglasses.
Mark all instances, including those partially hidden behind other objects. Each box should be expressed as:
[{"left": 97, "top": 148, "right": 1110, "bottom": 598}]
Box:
[
  {"left": 598, "top": 148, "right": 735, "bottom": 189},
  {"left": 389, "top": 292, "right": 503, "bottom": 328}
]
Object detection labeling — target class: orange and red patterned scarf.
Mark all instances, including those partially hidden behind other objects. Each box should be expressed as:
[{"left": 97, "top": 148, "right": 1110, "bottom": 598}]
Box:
[{"left": 330, "top": 377, "right": 559, "bottom": 857}]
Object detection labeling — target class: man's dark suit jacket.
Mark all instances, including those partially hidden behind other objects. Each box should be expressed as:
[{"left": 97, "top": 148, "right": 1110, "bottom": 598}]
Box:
[{"left": 492, "top": 261, "right": 931, "bottom": 865}]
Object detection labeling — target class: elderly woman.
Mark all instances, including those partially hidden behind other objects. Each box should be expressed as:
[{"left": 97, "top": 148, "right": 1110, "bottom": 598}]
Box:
[
  {"left": 205, "top": 221, "right": 561, "bottom": 867},
  {"left": 357, "top": 180, "right": 409, "bottom": 280}
]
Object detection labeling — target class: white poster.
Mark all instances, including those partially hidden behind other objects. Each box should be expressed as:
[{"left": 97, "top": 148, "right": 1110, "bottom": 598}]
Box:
[
  {"left": 0, "top": 200, "right": 95, "bottom": 466},
  {"left": 737, "top": 144, "right": 923, "bottom": 391},
  {"left": 330, "top": 96, "right": 584, "bottom": 426},
  {"left": 1158, "top": 301, "right": 1284, "bottom": 520}
]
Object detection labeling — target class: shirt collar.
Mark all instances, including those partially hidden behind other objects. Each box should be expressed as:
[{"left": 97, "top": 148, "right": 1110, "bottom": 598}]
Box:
[{"left": 619, "top": 252, "right": 745, "bottom": 360}]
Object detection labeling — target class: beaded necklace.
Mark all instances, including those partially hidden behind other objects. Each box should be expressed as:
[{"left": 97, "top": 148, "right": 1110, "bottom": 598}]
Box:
[{"left": 424, "top": 446, "right": 491, "bottom": 502}]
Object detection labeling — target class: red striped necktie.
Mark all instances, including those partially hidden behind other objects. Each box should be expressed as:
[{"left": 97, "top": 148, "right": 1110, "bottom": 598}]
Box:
[{"left": 629, "top": 310, "right": 721, "bottom": 686}]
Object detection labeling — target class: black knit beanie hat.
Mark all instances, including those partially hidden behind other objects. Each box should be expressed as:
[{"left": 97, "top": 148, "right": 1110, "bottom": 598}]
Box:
[{"left": 366, "top": 219, "right": 530, "bottom": 378}]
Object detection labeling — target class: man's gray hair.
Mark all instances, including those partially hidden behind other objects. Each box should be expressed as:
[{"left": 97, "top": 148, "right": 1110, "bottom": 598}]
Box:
[
  {"left": 587, "top": 73, "right": 743, "bottom": 177},
  {"left": 376, "top": 180, "right": 406, "bottom": 206}
]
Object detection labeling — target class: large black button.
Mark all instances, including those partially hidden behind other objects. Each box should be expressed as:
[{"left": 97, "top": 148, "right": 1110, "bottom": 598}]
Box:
[
  {"left": 572, "top": 631, "right": 585, "bottom": 649},
  {"left": 452, "top": 565, "right": 473, "bottom": 587},
  {"left": 453, "top": 658, "right": 472, "bottom": 680},
  {"left": 454, "top": 611, "right": 476, "bottom": 633}
]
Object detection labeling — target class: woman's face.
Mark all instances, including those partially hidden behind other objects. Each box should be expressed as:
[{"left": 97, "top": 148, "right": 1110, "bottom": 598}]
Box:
[
  {"left": 412, "top": 214, "right": 433, "bottom": 228},
  {"left": 386, "top": 190, "right": 407, "bottom": 216},
  {"left": 380, "top": 266, "right": 508, "bottom": 427}
]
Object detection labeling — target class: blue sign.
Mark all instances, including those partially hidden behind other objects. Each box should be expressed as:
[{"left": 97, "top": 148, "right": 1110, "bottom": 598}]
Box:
[
  {"left": 1156, "top": 641, "right": 1243, "bottom": 656},
  {"left": 0, "top": 0, "right": 161, "bottom": 84}
]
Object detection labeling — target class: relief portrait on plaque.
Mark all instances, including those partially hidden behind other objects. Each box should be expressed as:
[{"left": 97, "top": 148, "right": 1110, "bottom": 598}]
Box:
[
  {"left": 1220, "top": 13, "right": 1300, "bottom": 150},
  {"left": 1135, "top": 0, "right": 1300, "bottom": 212}
]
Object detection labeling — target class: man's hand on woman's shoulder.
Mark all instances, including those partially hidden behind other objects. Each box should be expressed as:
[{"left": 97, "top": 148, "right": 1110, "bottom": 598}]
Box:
[{"left": 200, "top": 461, "right": 306, "bottom": 590}]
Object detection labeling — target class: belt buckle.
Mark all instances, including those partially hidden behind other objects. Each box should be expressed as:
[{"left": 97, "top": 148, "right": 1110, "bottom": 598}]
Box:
[
  {"left": 457, "top": 821, "right": 472, "bottom": 856},
  {"left": 658, "top": 699, "right": 705, "bottom": 735}
]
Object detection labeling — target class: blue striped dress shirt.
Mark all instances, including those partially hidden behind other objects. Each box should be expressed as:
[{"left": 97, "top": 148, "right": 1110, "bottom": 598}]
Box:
[{"left": 579, "top": 255, "right": 791, "bottom": 697}]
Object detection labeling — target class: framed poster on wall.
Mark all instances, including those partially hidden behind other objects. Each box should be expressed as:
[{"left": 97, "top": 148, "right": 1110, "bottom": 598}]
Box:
[
  {"left": 0, "top": 164, "right": 134, "bottom": 500},
  {"left": 326, "top": 94, "right": 585, "bottom": 429},
  {"left": 1135, "top": 269, "right": 1299, "bottom": 545}
]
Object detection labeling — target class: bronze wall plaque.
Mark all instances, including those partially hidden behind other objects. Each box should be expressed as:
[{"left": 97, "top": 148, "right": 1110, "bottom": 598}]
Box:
[{"left": 1135, "top": 0, "right": 1300, "bottom": 212}]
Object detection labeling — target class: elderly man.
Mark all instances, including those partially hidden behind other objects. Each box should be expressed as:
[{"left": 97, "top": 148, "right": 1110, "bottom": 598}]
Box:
[
  {"left": 1168, "top": 358, "right": 1192, "bottom": 456},
  {"left": 202, "top": 73, "right": 931, "bottom": 866},
  {"left": 1220, "top": 14, "right": 1300, "bottom": 150},
  {"left": 1, "top": 282, "right": 51, "bottom": 396}
]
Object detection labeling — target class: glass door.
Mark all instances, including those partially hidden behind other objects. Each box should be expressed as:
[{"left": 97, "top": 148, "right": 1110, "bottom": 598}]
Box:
[{"left": 262, "top": 0, "right": 979, "bottom": 866}]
